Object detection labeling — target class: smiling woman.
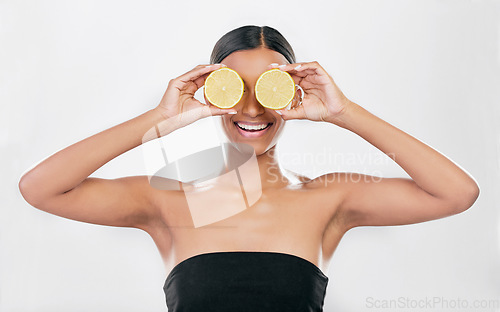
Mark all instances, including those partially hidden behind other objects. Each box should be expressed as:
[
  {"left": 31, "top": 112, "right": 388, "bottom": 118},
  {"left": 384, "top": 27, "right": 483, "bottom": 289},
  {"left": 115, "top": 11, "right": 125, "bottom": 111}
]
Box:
[{"left": 18, "top": 25, "right": 480, "bottom": 311}]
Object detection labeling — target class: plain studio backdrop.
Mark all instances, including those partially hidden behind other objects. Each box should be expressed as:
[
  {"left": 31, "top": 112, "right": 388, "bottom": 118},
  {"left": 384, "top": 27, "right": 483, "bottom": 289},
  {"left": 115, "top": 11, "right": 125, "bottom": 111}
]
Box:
[{"left": 1, "top": 0, "right": 499, "bottom": 311}]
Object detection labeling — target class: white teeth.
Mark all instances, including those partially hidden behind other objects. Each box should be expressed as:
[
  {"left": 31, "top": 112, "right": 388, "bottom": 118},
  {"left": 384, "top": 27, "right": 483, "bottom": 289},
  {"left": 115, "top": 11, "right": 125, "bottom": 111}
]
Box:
[{"left": 236, "top": 122, "right": 269, "bottom": 131}]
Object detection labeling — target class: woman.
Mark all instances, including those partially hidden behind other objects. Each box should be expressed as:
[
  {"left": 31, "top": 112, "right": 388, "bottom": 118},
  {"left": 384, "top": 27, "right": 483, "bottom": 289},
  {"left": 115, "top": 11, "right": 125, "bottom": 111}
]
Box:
[{"left": 18, "top": 25, "right": 480, "bottom": 311}]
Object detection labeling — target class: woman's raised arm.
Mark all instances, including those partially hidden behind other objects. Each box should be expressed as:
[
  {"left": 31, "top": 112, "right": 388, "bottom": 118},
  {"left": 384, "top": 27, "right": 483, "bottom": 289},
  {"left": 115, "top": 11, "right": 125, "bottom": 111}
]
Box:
[
  {"left": 273, "top": 61, "right": 480, "bottom": 229},
  {"left": 18, "top": 63, "right": 236, "bottom": 230},
  {"left": 320, "top": 101, "right": 480, "bottom": 228},
  {"left": 18, "top": 108, "right": 169, "bottom": 229}
]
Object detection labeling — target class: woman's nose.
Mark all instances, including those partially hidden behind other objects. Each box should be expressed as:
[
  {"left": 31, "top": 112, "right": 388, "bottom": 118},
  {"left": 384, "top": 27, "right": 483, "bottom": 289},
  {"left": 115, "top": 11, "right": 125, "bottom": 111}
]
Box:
[{"left": 237, "top": 90, "right": 266, "bottom": 117}]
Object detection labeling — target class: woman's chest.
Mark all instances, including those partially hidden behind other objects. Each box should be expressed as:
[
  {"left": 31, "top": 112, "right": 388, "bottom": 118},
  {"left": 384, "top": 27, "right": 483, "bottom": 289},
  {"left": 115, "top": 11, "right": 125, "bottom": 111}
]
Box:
[{"left": 158, "top": 186, "right": 342, "bottom": 257}]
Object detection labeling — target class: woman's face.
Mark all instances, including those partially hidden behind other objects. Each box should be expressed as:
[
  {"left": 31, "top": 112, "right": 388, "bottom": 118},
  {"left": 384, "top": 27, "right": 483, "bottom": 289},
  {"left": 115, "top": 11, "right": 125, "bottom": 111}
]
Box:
[{"left": 207, "top": 47, "right": 289, "bottom": 156}]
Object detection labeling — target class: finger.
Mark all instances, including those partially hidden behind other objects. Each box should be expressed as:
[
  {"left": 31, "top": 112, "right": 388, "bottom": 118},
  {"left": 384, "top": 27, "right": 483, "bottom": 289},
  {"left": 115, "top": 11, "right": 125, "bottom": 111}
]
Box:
[
  {"left": 286, "top": 71, "right": 323, "bottom": 90},
  {"left": 279, "top": 62, "right": 329, "bottom": 82},
  {"left": 193, "top": 96, "right": 238, "bottom": 115},
  {"left": 282, "top": 63, "right": 333, "bottom": 87},
  {"left": 277, "top": 62, "right": 307, "bottom": 73},
  {"left": 278, "top": 61, "right": 324, "bottom": 74},
  {"left": 267, "top": 62, "right": 288, "bottom": 70},
  {"left": 287, "top": 73, "right": 303, "bottom": 85},
  {"left": 283, "top": 68, "right": 319, "bottom": 81},
  {"left": 273, "top": 63, "right": 315, "bottom": 85},
  {"left": 291, "top": 77, "right": 318, "bottom": 90},
  {"left": 209, "top": 107, "right": 238, "bottom": 116},
  {"left": 291, "top": 69, "right": 319, "bottom": 77},
  {"left": 173, "top": 64, "right": 227, "bottom": 95},
  {"left": 186, "top": 73, "right": 211, "bottom": 94},
  {"left": 197, "top": 102, "right": 238, "bottom": 117},
  {"left": 182, "top": 100, "right": 238, "bottom": 120},
  {"left": 266, "top": 62, "right": 308, "bottom": 86},
  {"left": 174, "top": 63, "right": 227, "bottom": 88},
  {"left": 275, "top": 105, "right": 306, "bottom": 121}
]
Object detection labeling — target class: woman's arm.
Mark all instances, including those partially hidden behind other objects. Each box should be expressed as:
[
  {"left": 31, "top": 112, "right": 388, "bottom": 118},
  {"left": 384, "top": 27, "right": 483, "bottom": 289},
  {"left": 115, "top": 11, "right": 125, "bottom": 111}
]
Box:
[
  {"left": 324, "top": 101, "right": 479, "bottom": 228},
  {"left": 272, "top": 61, "right": 479, "bottom": 229},
  {"left": 18, "top": 108, "right": 169, "bottom": 229},
  {"left": 18, "top": 63, "right": 235, "bottom": 230}
]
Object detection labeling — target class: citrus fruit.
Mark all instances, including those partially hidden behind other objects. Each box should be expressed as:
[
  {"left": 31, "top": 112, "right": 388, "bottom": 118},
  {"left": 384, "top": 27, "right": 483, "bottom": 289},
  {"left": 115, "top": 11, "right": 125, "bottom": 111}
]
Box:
[
  {"left": 204, "top": 67, "right": 244, "bottom": 109},
  {"left": 255, "top": 68, "right": 296, "bottom": 109}
]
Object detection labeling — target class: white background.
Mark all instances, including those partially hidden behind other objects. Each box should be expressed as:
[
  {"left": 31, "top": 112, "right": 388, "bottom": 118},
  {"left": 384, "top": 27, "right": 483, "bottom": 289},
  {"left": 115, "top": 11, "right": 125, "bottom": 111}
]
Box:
[{"left": 2, "top": 0, "right": 499, "bottom": 311}]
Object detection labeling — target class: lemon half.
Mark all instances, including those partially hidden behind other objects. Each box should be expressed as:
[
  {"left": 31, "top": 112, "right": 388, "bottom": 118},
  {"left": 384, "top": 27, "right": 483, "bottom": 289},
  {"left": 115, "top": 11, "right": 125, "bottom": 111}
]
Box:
[
  {"left": 255, "top": 68, "right": 295, "bottom": 110},
  {"left": 204, "top": 67, "right": 244, "bottom": 109}
]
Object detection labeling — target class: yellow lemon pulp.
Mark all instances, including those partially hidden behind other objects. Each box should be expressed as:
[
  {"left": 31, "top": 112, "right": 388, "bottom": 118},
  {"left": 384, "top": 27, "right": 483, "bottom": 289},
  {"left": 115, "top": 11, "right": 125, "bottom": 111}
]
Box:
[
  {"left": 204, "top": 67, "right": 244, "bottom": 109},
  {"left": 255, "top": 68, "right": 295, "bottom": 109}
]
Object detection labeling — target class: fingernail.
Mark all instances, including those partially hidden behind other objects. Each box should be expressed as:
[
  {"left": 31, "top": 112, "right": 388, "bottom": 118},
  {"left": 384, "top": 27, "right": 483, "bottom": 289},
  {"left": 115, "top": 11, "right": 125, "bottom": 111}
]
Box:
[
  {"left": 220, "top": 63, "right": 227, "bottom": 67},
  {"left": 294, "top": 64, "right": 302, "bottom": 70},
  {"left": 276, "top": 110, "right": 283, "bottom": 115},
  {"left": 227, "top": 111, "right": 237, "bottom": 114},
  {"left": 270, "top": 63, "right": 279, "bottom": 66}
]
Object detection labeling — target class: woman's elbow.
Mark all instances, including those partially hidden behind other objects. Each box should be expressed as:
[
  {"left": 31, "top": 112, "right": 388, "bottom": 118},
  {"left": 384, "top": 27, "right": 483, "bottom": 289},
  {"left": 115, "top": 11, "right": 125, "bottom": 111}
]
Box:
[
  {"left": 18, "top": 174, "right": 43, "bottom": 207},
  {"left": 453, "top": 182, "right": 480, "bottom": 213}
]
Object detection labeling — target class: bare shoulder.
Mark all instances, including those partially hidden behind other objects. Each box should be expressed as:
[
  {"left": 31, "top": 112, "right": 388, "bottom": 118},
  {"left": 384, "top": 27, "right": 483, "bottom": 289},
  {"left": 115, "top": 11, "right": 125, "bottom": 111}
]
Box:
[
  {"left": 273, "top": 169, "right": 345, "bottom": 214},
  {"left": 280, "top": 170, "right": 350, "bottom": 192},
  {"left": 307, "top": 171, "right": 382, "bottom": 190}
]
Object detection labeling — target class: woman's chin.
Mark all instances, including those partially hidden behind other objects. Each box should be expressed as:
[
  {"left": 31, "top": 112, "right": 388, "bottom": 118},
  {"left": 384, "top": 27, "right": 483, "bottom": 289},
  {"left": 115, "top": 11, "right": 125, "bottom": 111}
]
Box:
[{"left": 235, "top": 140, "right": 278, "bottom": 156}]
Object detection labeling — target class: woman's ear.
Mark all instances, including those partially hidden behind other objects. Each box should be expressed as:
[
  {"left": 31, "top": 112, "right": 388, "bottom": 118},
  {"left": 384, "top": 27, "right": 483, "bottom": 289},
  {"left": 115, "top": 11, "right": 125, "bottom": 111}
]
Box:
[{"left": 290, "top": 85, "right": 303, "bottom": 109}]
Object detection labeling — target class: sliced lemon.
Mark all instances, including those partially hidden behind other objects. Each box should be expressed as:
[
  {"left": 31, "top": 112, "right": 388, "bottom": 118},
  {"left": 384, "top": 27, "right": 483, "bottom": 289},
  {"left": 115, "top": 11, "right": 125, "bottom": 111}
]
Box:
[
  {"left": 255, "top": 68, "right": 296, "bottom": 110},
  {"left": 204, "top": 67, "right": 244, "bottom": 109}
]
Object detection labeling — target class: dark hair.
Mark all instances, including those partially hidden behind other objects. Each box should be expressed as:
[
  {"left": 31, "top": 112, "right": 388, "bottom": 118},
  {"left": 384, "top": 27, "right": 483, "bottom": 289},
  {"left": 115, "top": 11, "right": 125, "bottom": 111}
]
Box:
[{"left": 210, "top": 25, "right": 296, "bottom": 65}]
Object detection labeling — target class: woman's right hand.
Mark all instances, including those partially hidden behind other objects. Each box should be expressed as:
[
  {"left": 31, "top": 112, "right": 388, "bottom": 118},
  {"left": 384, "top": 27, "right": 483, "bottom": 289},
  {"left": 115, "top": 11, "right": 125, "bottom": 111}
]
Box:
[{"left": 154, "top": 63, "right": 238, "bottom": 129}]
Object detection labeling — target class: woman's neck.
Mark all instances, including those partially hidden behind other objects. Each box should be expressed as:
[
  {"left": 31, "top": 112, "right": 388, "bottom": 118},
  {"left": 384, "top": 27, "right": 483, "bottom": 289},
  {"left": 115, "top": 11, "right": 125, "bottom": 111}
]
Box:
[{"left": 255, "top": 145, "right": 290, "bottom": 189}]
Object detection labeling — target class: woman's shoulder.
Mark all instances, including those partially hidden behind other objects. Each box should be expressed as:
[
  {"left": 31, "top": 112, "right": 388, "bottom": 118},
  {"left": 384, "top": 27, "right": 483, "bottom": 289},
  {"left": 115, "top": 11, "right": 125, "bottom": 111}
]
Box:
[
  {"left": 282, "top": 169, "right": 347, "bottom": 190},
  {"left": 304, "top": 172, "right": 354, "bottom": 190}
]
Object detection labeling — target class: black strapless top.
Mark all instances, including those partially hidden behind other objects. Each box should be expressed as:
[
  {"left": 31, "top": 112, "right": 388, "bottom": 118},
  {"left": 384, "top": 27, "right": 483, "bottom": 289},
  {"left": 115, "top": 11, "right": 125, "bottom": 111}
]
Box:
[{"left": 163, "top": 251, "right": 329, "bottom": 311}]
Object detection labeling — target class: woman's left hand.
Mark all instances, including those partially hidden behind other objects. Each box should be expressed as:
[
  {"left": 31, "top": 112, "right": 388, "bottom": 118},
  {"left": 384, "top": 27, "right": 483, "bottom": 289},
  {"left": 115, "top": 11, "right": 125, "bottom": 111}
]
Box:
[{"left": 269, "top": 61, "right": 352, "bottom": 123}]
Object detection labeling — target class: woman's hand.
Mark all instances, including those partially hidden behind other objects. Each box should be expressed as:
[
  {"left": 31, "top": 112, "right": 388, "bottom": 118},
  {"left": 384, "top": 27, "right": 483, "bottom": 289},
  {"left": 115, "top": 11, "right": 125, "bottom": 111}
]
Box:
[
  {"left": 269, "top": 61, "right": 352, "bottom": 124},
  {"left": 154, "top": 63, "right": 237, "bottom": 129}
]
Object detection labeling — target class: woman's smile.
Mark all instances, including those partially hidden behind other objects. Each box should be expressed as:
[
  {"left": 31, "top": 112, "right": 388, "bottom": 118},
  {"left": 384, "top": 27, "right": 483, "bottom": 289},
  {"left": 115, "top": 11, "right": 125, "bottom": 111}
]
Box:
[{"left": 233, "top": 120, "right": 275, "bottom": 138}]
